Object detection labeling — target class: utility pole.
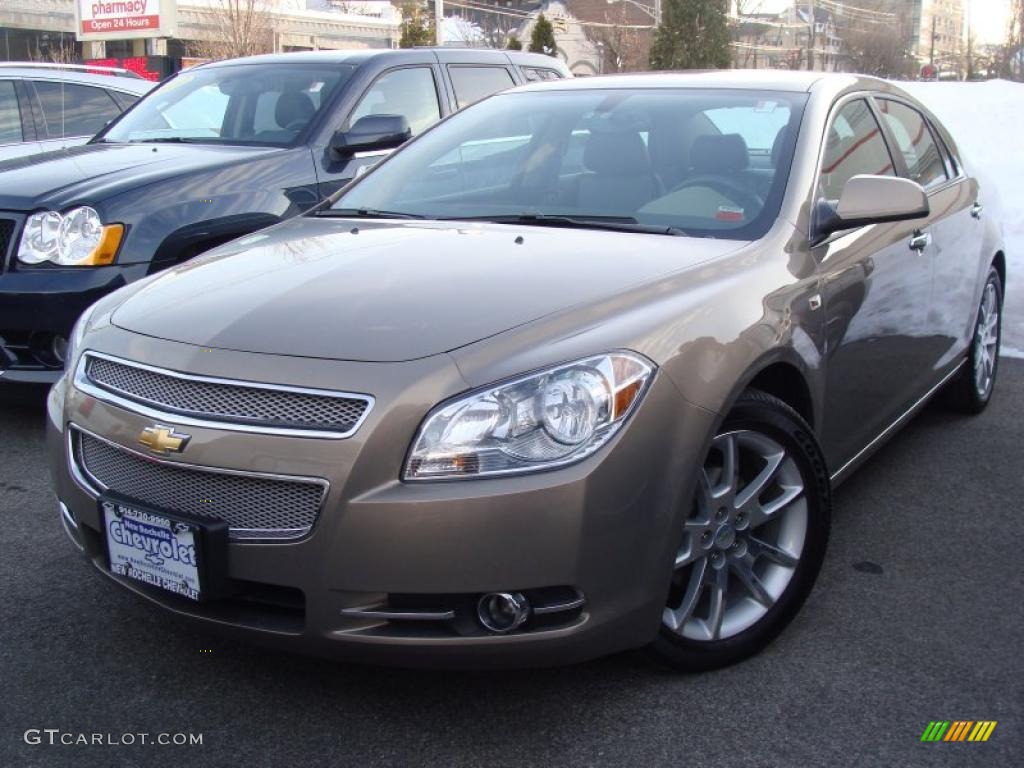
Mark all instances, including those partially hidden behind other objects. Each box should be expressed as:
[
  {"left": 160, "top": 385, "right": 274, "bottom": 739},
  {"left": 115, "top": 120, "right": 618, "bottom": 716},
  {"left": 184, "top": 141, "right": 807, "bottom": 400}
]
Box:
[
  {"left": 806, "top": 0, "right": 815, "bottom": 71},
  {"left": 654, "top": 0, "right": 662, "bottom": 26},
  {"left": 930, "top": 15, "right": 936, "bottom": 64},
  {"left": 435, "top": 0, "right": 444, "bottom": 46}
]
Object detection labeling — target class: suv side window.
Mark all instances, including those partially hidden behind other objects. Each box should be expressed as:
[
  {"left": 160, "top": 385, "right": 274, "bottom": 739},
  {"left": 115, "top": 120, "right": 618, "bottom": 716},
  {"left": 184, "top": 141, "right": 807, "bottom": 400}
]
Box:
[
  {"left": 819, "top": 98, "right": 895, "bottom": 200},
  {"left": 0, "top": 81, "right": 22, "bottom": 143},
  {"left": 522, "top": 67, "right": 563, "bottom": 82},
  {"left": 876, "top": 99, "right": 947, "bottom": 189},
  {"left": 348, "top": 67, "right": 441, "bottom": 137},
  {"left": 448, "top": 66, "right": 515, "bottom": 108},
  {"left": 31, "top": 81, "right": 121, "bottom": 139}
]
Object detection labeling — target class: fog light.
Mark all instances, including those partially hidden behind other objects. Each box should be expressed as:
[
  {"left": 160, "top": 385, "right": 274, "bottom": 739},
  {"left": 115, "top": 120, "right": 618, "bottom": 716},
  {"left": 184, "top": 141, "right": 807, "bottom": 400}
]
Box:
[
  {"left": 52, "top": 335, "right": 68, "bottom": 365},
  {"left": 477, "top": 592, "right": 530, "bottom": 633}
]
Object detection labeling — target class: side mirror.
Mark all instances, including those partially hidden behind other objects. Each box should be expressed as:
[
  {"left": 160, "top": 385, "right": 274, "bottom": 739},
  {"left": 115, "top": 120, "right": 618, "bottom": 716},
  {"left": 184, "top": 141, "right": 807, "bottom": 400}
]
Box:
[
  {"left": 330, "top": 114, "right": 411, "bottom": 159},
  {"left": 813, "top": 174, "right": 929, "bottom": 243}
]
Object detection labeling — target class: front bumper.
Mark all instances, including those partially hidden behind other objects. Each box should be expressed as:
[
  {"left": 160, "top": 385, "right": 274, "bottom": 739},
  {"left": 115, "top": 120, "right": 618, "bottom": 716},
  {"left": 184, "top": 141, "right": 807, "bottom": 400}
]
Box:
[
  {"left": 0, "top": 262, "right": 152, "bottom": 384},
  {"left": 47, "top": 331, "right": 715, "bottom": 668}
]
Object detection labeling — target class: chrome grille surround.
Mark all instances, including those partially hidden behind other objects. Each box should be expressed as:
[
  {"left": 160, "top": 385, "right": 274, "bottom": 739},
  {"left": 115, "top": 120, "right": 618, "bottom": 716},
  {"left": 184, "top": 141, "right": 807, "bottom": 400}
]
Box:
[
  {"left": 69, "top": 426, "right": 329, "bottom": 541},
  {"left": 76, "top": 352, "right": 373, "bottom": 439}
]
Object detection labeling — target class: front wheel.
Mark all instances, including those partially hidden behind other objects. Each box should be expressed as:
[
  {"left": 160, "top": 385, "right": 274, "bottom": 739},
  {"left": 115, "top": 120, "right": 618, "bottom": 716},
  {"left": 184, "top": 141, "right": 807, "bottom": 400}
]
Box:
[{"left": 648, "top": 390, "right": 831, "bottom": 672}]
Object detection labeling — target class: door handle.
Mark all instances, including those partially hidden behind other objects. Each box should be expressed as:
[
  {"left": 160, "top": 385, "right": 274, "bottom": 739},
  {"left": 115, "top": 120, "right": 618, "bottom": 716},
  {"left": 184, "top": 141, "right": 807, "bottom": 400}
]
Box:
[
  {"left": 909, "top": 230, "right": 931, "bottom": 252},
  {"left": 971, "top": 202, "right": 983, "bottom": 219}
]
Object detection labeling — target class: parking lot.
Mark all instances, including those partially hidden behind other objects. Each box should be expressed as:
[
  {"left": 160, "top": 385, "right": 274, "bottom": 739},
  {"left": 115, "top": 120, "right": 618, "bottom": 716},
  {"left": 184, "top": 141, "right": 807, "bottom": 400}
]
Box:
[{"left": 0, "top": 361, "right": 1018, "bottom": 768}]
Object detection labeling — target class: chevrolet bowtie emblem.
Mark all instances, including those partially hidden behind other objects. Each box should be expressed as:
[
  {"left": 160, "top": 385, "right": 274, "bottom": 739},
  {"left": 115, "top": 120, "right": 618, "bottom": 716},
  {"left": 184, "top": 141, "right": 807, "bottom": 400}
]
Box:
[{"left": 138, "top": 426, "right": 190, "bottom": 456}]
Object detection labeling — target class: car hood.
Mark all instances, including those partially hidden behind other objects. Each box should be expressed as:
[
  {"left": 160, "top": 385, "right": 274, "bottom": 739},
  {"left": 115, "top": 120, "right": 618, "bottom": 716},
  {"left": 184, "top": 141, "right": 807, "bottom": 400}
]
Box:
[
  {"left": 111, "top": 217, "right": 747, "bottom": 362},
  {"left": 0, "top": 142, "right": 282, "bottom": 211}
]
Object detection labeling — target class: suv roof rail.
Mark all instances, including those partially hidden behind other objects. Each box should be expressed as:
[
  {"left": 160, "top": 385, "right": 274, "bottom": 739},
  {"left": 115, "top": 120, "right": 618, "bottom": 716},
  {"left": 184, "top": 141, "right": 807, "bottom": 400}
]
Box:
[{"left": 0, "top": 62, "right": 145, "bottom": 79}]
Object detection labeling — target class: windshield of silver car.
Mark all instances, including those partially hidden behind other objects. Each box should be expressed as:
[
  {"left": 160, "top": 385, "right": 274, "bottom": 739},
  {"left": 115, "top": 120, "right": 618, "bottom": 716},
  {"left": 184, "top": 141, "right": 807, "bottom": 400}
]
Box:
[
  {"left": 330, "top": 88, "right": 808, "bottom": 239},
  {"left": 100, "top": 63, "right": 356, "bottom": 146}
]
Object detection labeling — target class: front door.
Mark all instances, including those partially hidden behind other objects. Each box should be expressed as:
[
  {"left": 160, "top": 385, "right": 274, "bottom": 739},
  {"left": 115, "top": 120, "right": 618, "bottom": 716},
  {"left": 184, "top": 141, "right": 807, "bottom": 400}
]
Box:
[
  {"left": 815, "top": 97, "right": 936, "bottom": 470},
  {"left": 313, "top": 65, "right": 444, "bottom": 199}
]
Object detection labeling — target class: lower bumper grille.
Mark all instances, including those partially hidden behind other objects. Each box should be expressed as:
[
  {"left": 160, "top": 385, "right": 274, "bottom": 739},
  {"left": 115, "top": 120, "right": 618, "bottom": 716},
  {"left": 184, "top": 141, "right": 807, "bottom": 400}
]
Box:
[{"left": 72, "top": 428, "right": 328, "bottom": 540}]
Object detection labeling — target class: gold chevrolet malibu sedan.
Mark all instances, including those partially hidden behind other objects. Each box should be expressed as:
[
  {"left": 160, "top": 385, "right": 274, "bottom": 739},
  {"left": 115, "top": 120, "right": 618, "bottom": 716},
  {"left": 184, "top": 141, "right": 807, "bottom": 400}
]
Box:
[{"left": 47, "top": 71, "right": 1005, "bottom": 671}]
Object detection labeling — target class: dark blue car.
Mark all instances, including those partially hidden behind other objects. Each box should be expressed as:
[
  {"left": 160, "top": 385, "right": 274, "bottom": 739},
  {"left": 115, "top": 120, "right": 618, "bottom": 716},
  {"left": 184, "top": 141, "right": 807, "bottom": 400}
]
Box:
[{"left": 0, "top": 48, "right": 568, "bottom": 385}]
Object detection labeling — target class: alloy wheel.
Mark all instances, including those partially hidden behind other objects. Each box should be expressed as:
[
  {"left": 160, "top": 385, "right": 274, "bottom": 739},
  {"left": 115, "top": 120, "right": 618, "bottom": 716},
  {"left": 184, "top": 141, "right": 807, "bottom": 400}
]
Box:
[
  {"left": 663, "top": 430, "right": 808, "bottom": 642},
  {"left": 973, "top": 281, "right": 1000, "bottom": 398}
]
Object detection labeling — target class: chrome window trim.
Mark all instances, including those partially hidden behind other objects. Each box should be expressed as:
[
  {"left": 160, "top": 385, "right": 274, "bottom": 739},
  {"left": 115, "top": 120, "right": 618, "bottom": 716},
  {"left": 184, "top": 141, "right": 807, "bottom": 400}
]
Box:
[
  {"left": 67, "top": 423, "right": 330, "bottom": 541},
  {"left": 75, "top": 350, "right": 375, "bottom": 439}
]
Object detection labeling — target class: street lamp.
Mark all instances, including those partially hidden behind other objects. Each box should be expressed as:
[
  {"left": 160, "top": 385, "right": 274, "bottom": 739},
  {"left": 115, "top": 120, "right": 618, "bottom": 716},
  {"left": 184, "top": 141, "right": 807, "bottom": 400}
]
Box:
[{"left": 606, "top": 0, "right": 661, "bottom": 26}]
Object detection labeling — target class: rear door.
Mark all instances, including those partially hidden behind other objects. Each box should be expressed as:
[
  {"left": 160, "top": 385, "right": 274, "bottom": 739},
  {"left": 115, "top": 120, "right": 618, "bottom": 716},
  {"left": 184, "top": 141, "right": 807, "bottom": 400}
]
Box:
[
  {"left": 874, "top": 97, "right": 978, "bottom": 374},
  {"left": 815, "top": 96, "right": 936, "bottom": 469}
]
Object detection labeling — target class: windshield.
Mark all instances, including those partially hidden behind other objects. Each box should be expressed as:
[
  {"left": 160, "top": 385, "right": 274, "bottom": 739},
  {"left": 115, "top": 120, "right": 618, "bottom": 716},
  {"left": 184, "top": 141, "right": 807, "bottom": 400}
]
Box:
[
  {"left": 330, "top": 88, "right": 807, "bottom": 239},
  {"left": 101, "top": 63, "right": 355, "bottom": 146}
]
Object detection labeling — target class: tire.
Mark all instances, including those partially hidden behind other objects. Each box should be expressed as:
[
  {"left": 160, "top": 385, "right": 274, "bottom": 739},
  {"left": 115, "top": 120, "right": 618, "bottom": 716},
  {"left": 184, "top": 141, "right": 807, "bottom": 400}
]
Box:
[
  {"left": 943, "top": 266, "right": 1003, "bottom": 414},
  {"left": 648, "top": 389, "right": 831, "bottom": 672}
]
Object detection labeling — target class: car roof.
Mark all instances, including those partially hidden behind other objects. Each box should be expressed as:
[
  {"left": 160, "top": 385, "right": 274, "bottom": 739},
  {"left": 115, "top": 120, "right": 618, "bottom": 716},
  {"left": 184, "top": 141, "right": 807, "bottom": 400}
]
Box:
[
  {"left": 197, "top": 48, "right": 567, "bottom": 71},
  {"left": 0, "top": 64, "right": 153, "bottom": 94},
  {"left": 510, "top": 69, "right": 884, "bottom": 94}
]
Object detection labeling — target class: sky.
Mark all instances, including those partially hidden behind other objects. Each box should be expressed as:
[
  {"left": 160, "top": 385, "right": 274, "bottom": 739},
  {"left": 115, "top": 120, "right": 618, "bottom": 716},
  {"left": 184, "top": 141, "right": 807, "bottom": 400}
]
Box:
[{"left": 745, "top": 1, "right": 1012, "bottom": 44}]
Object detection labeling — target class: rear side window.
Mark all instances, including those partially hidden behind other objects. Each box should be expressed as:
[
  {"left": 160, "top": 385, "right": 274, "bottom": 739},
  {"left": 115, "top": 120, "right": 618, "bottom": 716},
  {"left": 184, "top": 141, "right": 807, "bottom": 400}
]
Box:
[
  {"left": 522, "top": 67, "right": 563, "bottom": 82},
  {"left": 109, "top": 90, "right": 141, "bottom": 111},
  {"left": 0, "top": 81, "right": 22, "bottom": 143},
  {"left": 876, "top": 99, "right": 947, "bottom": 189},
  {"left": 348, "top": 67, "right": 441, "bottom": 137},
  {"left": 31, "top": 81, "right": 120, "bottom": 139},
  {"left": 448, "top": 66, "right": 515, "bottom": 109},
  {"left": 819, "top": 99, "right": 894, "bottom": 200}
]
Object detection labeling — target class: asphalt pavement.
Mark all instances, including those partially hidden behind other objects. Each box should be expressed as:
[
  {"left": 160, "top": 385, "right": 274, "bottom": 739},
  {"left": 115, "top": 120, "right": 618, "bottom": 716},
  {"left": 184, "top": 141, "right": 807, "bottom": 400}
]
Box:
[{"left": 1, "top": 362, "right": 1021, "bottom": 768}]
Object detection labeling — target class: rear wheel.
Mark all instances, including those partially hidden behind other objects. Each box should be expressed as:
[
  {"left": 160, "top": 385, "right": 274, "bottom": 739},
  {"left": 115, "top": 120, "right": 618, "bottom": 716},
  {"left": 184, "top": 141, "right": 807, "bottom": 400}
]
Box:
[
  {"left": 944, "top": 266, "right": 1002, "bottom": 413},
  {"left": 648, "top": 390, "right": 831, "bottom": 672}
]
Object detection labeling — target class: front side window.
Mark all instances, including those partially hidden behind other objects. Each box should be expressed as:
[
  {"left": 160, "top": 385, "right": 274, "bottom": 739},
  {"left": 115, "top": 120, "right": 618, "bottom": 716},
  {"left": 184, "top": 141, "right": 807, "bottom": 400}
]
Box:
[
  {"left": 0, "top": 81, "right": 22, "bottom": 143},
  {"left": 876, "top": 99, "right": 947, "bottom": 189},
  {"left": 331, "top": 88, "right": 808, "bottom": 240},
  {"left": 819, "top": 99, "right": 894, "bottom": 200},
  {"left": 448, "top": 66, "right": 515, "bottom": 108},
  {"left": 347, "top": 67, "right": 441, "bottom": 137},
  {"left": 32, "top": 81, "right": 120, "bottom": 139},
  {"left": 101, "top": 63, "right": 354, "bottom": 146}
]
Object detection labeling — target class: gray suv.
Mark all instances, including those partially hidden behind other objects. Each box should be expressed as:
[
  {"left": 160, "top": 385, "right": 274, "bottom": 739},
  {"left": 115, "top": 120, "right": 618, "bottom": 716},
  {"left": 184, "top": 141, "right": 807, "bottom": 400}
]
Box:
[{"left": 0, "top": 63, "right": 153, "bottom": 161}]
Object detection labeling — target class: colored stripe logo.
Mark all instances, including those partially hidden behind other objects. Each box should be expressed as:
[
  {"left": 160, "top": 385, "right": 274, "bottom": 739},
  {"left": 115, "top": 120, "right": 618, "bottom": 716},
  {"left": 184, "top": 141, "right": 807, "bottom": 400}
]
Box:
[{"left": 921, "top": 721, "right": 997, "bottom": 742}]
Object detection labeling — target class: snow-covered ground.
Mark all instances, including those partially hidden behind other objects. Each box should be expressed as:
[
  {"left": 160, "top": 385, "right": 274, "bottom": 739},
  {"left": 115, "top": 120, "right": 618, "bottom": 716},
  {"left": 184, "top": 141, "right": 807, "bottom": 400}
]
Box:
[{"left": 899, "top": 79, "right": 1024, "bottom": 358}]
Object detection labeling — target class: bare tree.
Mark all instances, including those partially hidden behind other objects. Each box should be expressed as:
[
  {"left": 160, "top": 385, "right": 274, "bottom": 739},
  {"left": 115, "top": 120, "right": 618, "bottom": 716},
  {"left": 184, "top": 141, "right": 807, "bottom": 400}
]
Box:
[
  {"left": 31, "top": 33, "right": 79, "bottom": 64},
  {"left": 586, "top": 4, "right": 653, "bottom": 73},
  {"left": 842, "top": 25, "right": 916, "bottom": 78},
  {"left": 190, "top": 0, "right": 277, "bottom": 61}
]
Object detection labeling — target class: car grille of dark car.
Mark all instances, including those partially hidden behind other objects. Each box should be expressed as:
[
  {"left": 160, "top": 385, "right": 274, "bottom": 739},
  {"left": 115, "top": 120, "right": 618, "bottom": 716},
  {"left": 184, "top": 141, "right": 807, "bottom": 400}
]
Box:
[
  {"left": 74, "top": 429, "right": 328, "bottom": 540},
  {"left": 0, "top": 218, "right": 14, "bottom": 265},
  {"left": 84, "top": 354, "right": 372, "bottom": 436}
]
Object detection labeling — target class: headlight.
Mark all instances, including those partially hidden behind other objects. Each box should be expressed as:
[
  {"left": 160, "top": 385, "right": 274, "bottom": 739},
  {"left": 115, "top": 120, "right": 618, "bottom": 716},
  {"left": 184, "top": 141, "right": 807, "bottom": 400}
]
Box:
[
  {"left": 18, "top": 207, "right": 123, "bottom": 266},
  {"left": 63, "top": 301, "right": 97, "bottom": 372},
  {"left": 404, "top": 352, "right": 654, "bottom": 480}
]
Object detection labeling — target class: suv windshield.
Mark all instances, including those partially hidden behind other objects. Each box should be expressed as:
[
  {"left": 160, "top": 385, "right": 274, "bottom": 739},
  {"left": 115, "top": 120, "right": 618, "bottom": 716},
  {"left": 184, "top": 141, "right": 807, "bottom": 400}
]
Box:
[
  {"left": 330, "top": 88, "right": 807, "bottom": 239},
  {"left": 101, "top": 63, "right": 355, "bottom": 146}
]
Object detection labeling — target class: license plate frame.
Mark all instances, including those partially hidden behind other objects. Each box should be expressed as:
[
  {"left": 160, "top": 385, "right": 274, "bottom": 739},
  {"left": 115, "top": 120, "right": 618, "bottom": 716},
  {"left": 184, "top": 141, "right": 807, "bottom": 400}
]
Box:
[{"left": 100, "top": 493, "right": 229, "bottom": 602}]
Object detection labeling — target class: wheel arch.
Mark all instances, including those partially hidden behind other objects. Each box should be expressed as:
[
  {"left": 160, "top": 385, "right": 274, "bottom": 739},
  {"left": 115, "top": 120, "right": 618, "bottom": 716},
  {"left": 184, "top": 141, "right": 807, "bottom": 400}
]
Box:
[
  {"left": 152, "top": 212, "right": 283, "bottom": 266},
  {"left": 992, "top": 250, "right": 1006, "bottom": 290}
]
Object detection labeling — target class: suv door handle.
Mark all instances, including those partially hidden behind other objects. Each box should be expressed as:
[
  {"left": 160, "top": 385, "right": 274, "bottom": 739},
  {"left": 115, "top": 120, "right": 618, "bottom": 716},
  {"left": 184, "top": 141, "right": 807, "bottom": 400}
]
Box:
[
  {"left": 971, "top": 202, "right": 983, "bottom": 219},
  {"left": 908, "top": 230, "right": 931, "bottom": 251}
]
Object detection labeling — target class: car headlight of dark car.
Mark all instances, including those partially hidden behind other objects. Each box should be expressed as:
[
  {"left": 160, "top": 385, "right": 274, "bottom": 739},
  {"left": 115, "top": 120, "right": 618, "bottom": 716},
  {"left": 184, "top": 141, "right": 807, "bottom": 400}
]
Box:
[
  {"left": 17, "top": 206, "right": 123, "bottom": 267},
  {"left": 404, "top": 352, "right": 654, "bottom": 480}
]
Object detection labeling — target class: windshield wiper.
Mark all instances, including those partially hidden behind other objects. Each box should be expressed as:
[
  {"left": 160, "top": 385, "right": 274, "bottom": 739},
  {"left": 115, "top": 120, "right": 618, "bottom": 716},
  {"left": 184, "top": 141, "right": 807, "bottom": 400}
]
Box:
[
  {"left": 128, "top": 137, "right": 217, "bottom": 144},
  {"left": 451, "top": 214, "right": 687, "bottom": 236},
  {"left": 320, "top": 208, "right": 431, "bottom": 220}
]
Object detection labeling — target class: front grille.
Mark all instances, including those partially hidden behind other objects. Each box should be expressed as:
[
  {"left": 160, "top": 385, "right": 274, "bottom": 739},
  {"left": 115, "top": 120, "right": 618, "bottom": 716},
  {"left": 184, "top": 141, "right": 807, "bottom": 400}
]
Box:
[
  {"left": 84, "top": 354, "right": 372, "bottom": 436},
  {"left": 0, "top": 218, "right": 14, "bottom": 267},
  {"left": 74, "top": 429, "right": 327, "bottom": 540}
]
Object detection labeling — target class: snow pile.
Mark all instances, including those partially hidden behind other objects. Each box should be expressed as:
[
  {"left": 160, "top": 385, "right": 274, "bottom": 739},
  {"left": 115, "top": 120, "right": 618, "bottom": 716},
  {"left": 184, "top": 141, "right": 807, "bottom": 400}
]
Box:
[{"left": 899, "top": 79, "right": 1024, "bottom": 358}]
